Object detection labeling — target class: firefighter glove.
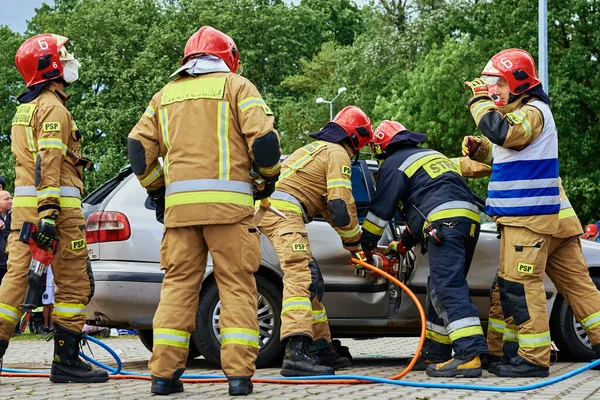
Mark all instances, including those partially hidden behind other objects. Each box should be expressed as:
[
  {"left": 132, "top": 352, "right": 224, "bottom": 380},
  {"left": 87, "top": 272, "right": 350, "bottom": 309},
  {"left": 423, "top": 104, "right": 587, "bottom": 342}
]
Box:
[
  {"left": 464, "top": 78, "right": 489, "bottom": 97},
  {"left": 35, "top": 216, "right": 56, "bottom": 248},
  {"left": 462, "top": 135, "right": 482, "bottom": 157},
  {"left": 147, "top": 187, "right": 166, "bottom": 224},
  {"left": 385, "top": 240, "right": 409, "bottom": 255},
  {"left": 349, "top": 248, "right": 368, "bottom": 269},
  {"left": 253, "top": 175, "right": 277, "bottom": 201}
]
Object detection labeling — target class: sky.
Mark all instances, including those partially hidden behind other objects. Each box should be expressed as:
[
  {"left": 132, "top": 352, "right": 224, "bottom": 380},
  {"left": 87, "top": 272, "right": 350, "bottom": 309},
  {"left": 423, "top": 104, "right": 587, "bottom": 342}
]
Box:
[{"left": 0, "top": 0, "right": 55, "bottom": 33}]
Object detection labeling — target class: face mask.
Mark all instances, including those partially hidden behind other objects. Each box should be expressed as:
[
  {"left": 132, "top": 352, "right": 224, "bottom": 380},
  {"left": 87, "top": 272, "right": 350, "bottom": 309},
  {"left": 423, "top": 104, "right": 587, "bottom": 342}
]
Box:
[{"left": 61, "top": 59, "right": 81, "bottom": 84}]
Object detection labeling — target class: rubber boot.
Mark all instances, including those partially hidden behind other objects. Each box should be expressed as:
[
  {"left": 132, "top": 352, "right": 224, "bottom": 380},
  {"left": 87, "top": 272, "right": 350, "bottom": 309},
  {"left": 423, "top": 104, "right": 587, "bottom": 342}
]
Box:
[
  {"left": 425, "top": 355, "right": 482, "bottom": 378},
  {"left": 493, "top": 356, "right": 549, "bottom": 378},
  {"left": 228, "top": 377, "right": 253, "bottom": 396},
  {"left": 487, "top": 355, "right": 510, "bottom": 375},
  {"left": 412, "top": 354, "right": 449, "bottom": 371},
  {"left": 280, "top": 336, "right": 335, "bottom": 377},
  {"left": 151, "top": 368, "right": 185, "bottom": 395},
  {"left": 309, "top": 338, "right": 351, "bottom": 369},
  {"left": 49, "top": 324, "right": 109, "bottom": 383}
]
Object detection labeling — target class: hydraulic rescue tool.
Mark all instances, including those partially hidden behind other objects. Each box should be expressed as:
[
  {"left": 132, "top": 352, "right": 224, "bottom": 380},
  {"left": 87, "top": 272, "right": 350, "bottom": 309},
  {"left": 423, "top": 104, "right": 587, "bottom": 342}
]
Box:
[
  {"left": 19, "top": 221, "right": 59, "bottom": 312},
  {"left": 251, "top": 172, "right": 287, "bottom": 225}
]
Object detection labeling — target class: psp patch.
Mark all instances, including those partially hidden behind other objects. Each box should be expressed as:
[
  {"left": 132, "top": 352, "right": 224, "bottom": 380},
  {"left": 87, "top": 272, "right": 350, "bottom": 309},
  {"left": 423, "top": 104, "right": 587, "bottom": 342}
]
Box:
[
  {"left": 341, "top": 165, "right": 351, "bottom": 175},
  {"left": 291, "top": 243, "right": 307, "bottom": 252},
  {"left": 71, "top": 239, "right": 86, "bottom": 250},
  {"left": 517, "top": 263, "right": 534, "bottom": 274},
  {"left": 43, "top": 122, "right": 61, "bottom": 132}
]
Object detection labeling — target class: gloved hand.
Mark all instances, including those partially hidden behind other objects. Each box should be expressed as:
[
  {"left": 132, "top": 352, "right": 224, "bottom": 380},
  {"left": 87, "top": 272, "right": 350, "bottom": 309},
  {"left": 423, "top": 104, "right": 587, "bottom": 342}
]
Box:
[
  {"left": 385, "top": 240, "right": 410, "bottom": 255},
  {"left": 35, "top": 215, "right": 57, "bottom": 248},
  {"left": 461, "top": 135, "right": 482, "bottom": 157},
  {"left": 349, "top": 248, "right": 368, "bottom": 269},
  {"left": 464, "top": 78, "right": 489, "bottom": 97},
  {"left": 253, "top": 176, "right": 277, "bottom": 201},
  {"left": 147, "top": 187, "right": 166, "bottom": 224}
]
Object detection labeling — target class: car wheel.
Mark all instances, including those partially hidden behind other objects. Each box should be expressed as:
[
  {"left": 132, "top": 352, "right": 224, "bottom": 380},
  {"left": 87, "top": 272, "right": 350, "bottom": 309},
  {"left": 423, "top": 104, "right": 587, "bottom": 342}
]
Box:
[
  {"left": 137, "top": 329, "right": 201, "bottom": 359},
  {"left": 191, "top": 275, "right": 283, "bottom": 369},
  {"left": 549, "top": 275, "right": 600, "bottom": 361}
]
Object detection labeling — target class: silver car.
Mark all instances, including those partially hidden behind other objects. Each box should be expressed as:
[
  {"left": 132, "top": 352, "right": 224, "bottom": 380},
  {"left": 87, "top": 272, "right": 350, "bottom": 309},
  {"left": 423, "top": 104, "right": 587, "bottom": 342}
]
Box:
[{"left": 83, "top": 161, "right": 600, "bottom": 367}]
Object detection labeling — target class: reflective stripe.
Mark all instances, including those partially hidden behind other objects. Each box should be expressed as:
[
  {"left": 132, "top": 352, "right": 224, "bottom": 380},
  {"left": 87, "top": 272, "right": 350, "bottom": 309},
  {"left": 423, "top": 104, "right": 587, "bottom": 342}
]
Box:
[
  {"left": 37, "top": 186, "right": 60, "bottom": 199},
  {"left": 559, "top": 207, "right": 576, "bottom": 219},
  {"left": 426, "top": 330, "right": 452, "bottom": 344},
  {"left": 166, "top": 179, "right": 252, "bottom": 196},
  {"left": 427, "top": 201, "right": 480, "bottom": 223},
  {"left": 488, "top": 178, "right": 559, "bottom": 191},
  {"left": 268, "top": 199, "right": 303, "bottom": 217},
  {"left": 217, "top": 101, "right": 230, "bottom": 180},
  {"left": 446, "top": 317, "right": 482, "bottom": 334},
  {"left": 487, "top": 196, "right": 561, "bottom": 208},
  {"left": 154, "top": 328, "right": 190, "bottom": 349},
  {"left": 258, "top": 162, "right": 280, "bottom": 176},
  {"left": 279, "top": 142, "right": 327, "bottom": 181},
  {"left": 518, "top": 331, "right": 551, "bottom": 348},
  {"left": 448, "top": 325, "right": 484, "bottom": 341},
  {"left": 165, "top": 191, "right": 253, "bottom": 208},
  {"left": 471, "top": 100, "right": 496, "bottom": 120},
  {"left": 488, "top": 318, "right": 505, "bottom": 333},
  {"left": 239, "top": 97, "right": 266, "bottom": 112},
  {"left": 503, "top": 327, "right": 519, "bottom": 342},
  {"left": 398, "top": 150, "right": 444, "bottom": 178},
  {"left": 366, "top": 211, "right": 387, "bottom": 228},
  {"left": 312, "top": 308, "right": 328, "bottom": 324},
  {"left": 560, "top": 199, "right": 572, "bottom": 209},
  {"left": 144, "top": 106, "right": 155, "bottom": 118},
  {"left": 334, "top": 224, "right": 360, "bottom": 238},
  {"left": 326, "top": 178, "right": 352, "bottom": 190},
  {"left": 513, "top": 111, "right": 532, "bottom": 137},
  {"left": 140, "top": 165, "right": 164, "bottom": 188},
  {"left": 53, "top": 302, "right": 86, "bottom": 317},
  {"left": 25, "top": 127, "right": 36, "bottom": 151},
  {"left": 38, "top": 138, "right": 67, "bottom": 155},
  {"left": 581, "top": 311, "right": 600, "bottom": 331},
  {"left": 363, "top": 220, "right": 384, "bottom": 236},
  {"left": 13, "top": 197, "right": 81, "bottom": 209},
  {"left": 282, "top": 297, "right": 311, "bottom": 314},
  {"left": 269, "top": 191, "right": 307, "bottom": 221},
  {"left": 450, "top": 157, "right": 462, "bottom": 175},
  {"left": 161, "top": 77, "right": 226, "bottom": 105},
  {"left": 426, "top": 321, "right": 448, "bottom": 335},
  {"left": 14, "top": 186, "right": 81, "bottom": 198},
  {"left": 159, "top": 108, "right": 171, "bottom": 149},
  {"left": 221, "top": 328, "right": 260, "bottom": 348},
  {"left": 0, "top": 303, "right": 21, "bottom": 324}
]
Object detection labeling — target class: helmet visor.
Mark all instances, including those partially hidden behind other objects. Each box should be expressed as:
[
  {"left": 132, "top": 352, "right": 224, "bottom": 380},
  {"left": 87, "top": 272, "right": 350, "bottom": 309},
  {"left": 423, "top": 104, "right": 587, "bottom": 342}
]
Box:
[{"left": 481, "top": 75, "right": 501, "bottom": 85}]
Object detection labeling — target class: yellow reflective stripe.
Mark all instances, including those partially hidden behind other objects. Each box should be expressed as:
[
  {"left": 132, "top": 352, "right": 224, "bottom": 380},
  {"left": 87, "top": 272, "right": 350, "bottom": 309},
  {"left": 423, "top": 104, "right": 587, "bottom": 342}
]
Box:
[
  {"left": 217, "top": 101, "right": 230, "bottom": 180},
  {"left": 282, "top": 297, "right": 312, "bottom": 313},
  {"left": 428, "top": 208, "right": 480, "bottom": 224},
  {"left": 144, "top": 106, "right": 155, "bottom": 118},
  {"left": 0, "top": 303, "right": 22, "bottom": 324},
  {"left": 581, "top": 311, "right": 600, "bottom": 331},
  {"left": 140, "top": 165, "right": 163, "bottom": 188},
  {"left": 53, "top": 302, "right": 86, "bottom": 317},
  {"left": 312, "top": 308, "right": 328, "bottom": 324},
  {"left": 326, "top": 178, "right": 352, "bottom": 190},
  {"left": 221, "top": 328, "right": 260, "bottom": 348},
  {"left": 488, "top": 318, "right": 505, "bottom": 333},
  {"left": 38, "top": 138, "right": 63, "bottom": 151},
  {"left": 166, "top": 191, "right": 253, "bottom": 208},
  {"left": 25, "top": 126, "right": 36, "bottom": 151},
  {"left": 258, "top": 162, "right": 280, "bottom": 176},
  {"left": 450, "top": 158, "right": 462, "bottom": 176},
  {"left": 503, "top": 328, "right": 519, "bottom": 342},
  {"left": 60, "top": 198, "right": 82, "bottom": 208},
  {"left": 37, "top": 186, "right": 60, "bottom": 199},
  {"left": 559, "top": 207, "right": 576, "bottom": 220},
  {"left": 448, "top": 325, "right": 484, "bottom": 341},
  {"left": 239, "top": 97, "right": 266, "bottom": 112},
  {"left": 426, "top": 330, "right": 451, "bottom": 345},
  {"left": 363, "top": 220, "right": 384, "bottom": 236},
  {"left": 471, "top": 100, "right": 495, "bottom": 120},
  {"left": 13, "top": 196, "right": 79, "bottom": 209},
  {"left": 161, "top": 77, "right": 226, "bottom": 105},
  {"left": 404, "top": 154, "right": 445, "bottom": 178},
  {"left": 159, "top": 108, "right": 171, "bottom": 149},
  {"left": 263, "top": 199, "right": 303, "bottom": 216},
  {"left": 334, "top": 224, "right": 360, "bottom": 238},
  {"left": 518, "top": 331, "right": 551, "bottom": 348},
  {"left": 154, "top": 328, "right": 190, "bottom": 349},
  {"left": 512, "top": 111, "right": 532, "bottom": 137},
  {"left": 279, "top": 142, "right": 327, "bottom": 182},
  {"left": 163, "top": 154, "right": 171, "bottom": 185}
]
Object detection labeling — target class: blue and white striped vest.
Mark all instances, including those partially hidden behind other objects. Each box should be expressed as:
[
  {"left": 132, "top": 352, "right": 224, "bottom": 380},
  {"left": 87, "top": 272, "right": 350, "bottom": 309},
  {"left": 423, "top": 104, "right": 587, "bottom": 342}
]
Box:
[{"left": 485, "top": 100, "right": 560, "bottom": 217}]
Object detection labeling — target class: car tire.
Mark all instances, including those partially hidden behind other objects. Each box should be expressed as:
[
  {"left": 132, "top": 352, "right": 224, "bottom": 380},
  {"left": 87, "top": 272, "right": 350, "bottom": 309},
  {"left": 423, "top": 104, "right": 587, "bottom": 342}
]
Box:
[
  {"left": 549, "top": 275, "right": 600, "bottom": 361},
  {"left": 137, "top": 329, "right": 201, "bottom": 360},
  {"left": 191, "top": 275, "right": 283, "bottom": 369}
]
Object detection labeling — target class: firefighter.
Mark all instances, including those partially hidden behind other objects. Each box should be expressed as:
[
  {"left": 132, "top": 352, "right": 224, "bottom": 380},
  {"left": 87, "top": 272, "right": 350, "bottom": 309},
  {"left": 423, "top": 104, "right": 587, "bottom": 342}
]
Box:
[
  {"left": 127, "top": 26, "right": 281, "bottom": 396},
  {"left": 0, "top": 34, "right": 107, "bottom": 383},
  {"left": 463, "top": 48, "right": 600, "bottom": 377},
  {"left": 258, "top": 106, "right": 372, "bottom": 376},
  {"left": 360, "top": 120, "right": 487, "bottom": 378}
]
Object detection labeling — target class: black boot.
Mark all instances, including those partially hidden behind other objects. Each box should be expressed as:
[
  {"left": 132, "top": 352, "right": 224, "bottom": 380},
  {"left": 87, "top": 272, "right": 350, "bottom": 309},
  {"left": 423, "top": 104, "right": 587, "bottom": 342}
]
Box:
[
  {"left": 0, "top": 339, "right": 7, "bottom": 384},
  {"left": 280, "top": 336, "right": 335, "bottom": 376},
  {"left": 49, "top": 324, "right": 109, "bottom": 383},
  {"left": 493, "top": 356, "right": 549, "bottom": 378},
  {"left": 228, "top": 377, "right": 253, "bottom": 396},
  {"left": 412, "top": 354, "right": 449, "bottom": 371},
  {"left": 488, "top": 356, "right": 510, "bottom": 374},
  {"left": 309, "top": 338, "right": 351, "bottom": 369},
  {"left": 151, "top": 368, "right": 185, "bottom": 395},
  {"left": 479, "top": 353, "right": 501, "bottom": 370}
]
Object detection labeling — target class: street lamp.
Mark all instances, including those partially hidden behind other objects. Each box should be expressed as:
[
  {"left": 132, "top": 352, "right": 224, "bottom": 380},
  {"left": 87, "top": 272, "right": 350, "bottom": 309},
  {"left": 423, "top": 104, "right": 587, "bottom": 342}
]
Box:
[{"left": 316, "top": 87, "right": 347, "bottom": 121}]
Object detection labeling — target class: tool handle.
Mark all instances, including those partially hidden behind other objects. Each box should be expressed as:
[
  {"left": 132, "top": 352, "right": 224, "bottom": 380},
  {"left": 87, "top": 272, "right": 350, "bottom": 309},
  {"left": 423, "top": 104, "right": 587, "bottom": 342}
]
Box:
[{"left": 21, "top": 269, "right": 46, "bottom": 312}]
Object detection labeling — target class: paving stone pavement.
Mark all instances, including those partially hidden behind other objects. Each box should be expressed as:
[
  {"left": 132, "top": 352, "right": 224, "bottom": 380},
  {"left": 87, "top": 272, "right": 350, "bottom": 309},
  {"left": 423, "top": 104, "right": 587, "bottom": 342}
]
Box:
[{"left": 1, "top": 336, "right": 600, "bottom": 399}]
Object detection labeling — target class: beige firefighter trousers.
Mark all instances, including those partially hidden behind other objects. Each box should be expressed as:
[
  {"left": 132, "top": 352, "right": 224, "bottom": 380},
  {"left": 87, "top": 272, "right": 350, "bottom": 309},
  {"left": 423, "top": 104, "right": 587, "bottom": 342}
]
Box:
[
  {"left": 489, "top": 231, "right": 600, "bottom": 366},
  {"left": 259, "top": 210, "right": 331, "bottom": 343},
  {"left": 0, "top": 221, "right": 91, "bottom": 339},
  {"left": 148, "top": 216, "right": 261, "bottom": 379}
]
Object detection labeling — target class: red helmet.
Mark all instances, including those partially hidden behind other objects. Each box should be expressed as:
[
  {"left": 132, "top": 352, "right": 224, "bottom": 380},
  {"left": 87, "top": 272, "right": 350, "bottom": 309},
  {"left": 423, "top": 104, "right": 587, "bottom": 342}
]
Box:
[
  {"left": 15, "top": 33, "right": 69, "bottom": 88},
  {"left": 584, "top": 224, "right": 598, "bottom": 238},
  {"left": 372, "top": 120, "right": 407, "bottom": 155},
  {"left": 481, "top": 48, "right": 541, "bottom": 95},
  {"left": 332, "top": 106, "right": 373, "bottom": 151},
  {"left": 183, "top": 26, "right": 239, "bottom": 73}
]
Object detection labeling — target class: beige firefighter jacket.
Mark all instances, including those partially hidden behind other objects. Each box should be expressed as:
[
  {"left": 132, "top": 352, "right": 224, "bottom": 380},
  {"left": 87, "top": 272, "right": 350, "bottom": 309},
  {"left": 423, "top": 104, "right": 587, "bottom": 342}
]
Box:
[
  {"left": 274, "top": 140, "right": 361, "bottom": 251},
  {"left": 129, "top": 72, "right": 281, "bottom": 227},
  {"left": 10, "top": 85, "right": 85, "bottom": 230}
]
